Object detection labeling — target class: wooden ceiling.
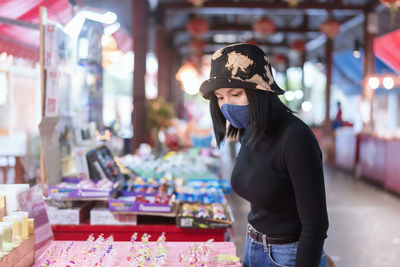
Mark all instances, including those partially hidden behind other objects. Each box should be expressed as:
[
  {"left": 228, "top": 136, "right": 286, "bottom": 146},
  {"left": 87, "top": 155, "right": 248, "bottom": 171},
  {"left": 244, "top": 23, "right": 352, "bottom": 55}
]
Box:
[
  {"left": 78, "top": 0, "right": 400, "bottom": 64},
  {"left": 156, "top": 0, "right": 380, "bottom": 60}
]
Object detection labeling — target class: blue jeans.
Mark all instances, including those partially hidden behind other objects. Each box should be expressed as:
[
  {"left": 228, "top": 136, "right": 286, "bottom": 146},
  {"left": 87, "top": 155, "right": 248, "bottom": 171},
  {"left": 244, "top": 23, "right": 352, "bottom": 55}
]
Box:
[{"left": 244, "top": 236, "right": 328, "bottom": 267}]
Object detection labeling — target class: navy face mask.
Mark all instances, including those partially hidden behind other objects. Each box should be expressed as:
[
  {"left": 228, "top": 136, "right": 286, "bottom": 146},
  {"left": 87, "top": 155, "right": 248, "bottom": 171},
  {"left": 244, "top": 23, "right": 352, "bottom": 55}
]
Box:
[{"left": 220, "top": 103, "right": 251, "bottom": 129}]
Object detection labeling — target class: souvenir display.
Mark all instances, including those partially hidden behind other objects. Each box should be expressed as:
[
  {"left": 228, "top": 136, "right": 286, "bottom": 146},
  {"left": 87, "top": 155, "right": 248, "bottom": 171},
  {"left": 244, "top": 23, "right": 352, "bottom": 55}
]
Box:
[{"left": 177, "top": 202, "right": 232, "bottom": 229}]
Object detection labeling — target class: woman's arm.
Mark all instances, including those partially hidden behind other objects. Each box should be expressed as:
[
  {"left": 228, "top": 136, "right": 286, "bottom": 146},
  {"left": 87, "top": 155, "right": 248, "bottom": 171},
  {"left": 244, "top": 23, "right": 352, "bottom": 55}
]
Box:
[{"left": 284, "top": 123, "right": 329, "bottom": 267}]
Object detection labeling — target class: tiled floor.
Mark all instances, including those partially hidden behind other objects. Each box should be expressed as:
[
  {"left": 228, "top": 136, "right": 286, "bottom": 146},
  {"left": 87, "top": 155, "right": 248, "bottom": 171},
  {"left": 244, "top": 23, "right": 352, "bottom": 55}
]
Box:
[{"left": 226, "top": 164, "right": 400, "bottom": 267}]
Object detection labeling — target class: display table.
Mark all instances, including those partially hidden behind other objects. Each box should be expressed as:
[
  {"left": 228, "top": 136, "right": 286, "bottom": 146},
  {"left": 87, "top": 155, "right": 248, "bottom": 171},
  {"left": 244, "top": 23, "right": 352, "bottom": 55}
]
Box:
[
  {"left": 335, "top": 127, "right": 359, "bottom": 172},
  {"left": 384, "top": 139, "right": 400, "bottom": 194},
  {"left": 33, "top": 241, "right": 241, "bottom": 266},
  {"left": 52, "top": 219, "right": 227, "bottom": 242}
]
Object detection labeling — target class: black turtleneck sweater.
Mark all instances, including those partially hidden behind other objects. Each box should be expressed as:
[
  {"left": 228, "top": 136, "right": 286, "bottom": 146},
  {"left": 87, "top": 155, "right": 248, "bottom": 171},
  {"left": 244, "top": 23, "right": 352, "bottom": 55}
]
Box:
[{"left": 231, "top": 112, "right": 329, "bottom": 267}]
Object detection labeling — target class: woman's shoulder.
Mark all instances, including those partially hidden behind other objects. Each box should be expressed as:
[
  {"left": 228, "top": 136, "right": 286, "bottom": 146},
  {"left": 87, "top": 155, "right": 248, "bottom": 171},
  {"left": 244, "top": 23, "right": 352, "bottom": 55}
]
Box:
[{"left": 283, "top": 113, "right": 317, "bottom": 141}]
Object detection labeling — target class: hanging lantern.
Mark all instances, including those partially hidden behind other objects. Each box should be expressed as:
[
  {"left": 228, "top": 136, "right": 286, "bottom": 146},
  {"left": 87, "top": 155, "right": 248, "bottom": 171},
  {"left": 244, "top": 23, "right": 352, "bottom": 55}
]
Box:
[
  {"left": 380, "top": 0, "right": 400, "bottom": 26},
  {"left": 176, "top": 60, "right": 202, "bottom": 95},
  {"left": 380, "top": 0, "right": 400, "bottom": 10},
  {"left": 190, "top": 39, "right": 206, "bottom": 55},
  {"left": 286, "top": 0, "right": 303, "bottom": 8},
  {"left": 274, "top": 53, "right": 287, "bottom": 64},
  {"left": 274, "top": 53, "right": 287, "bottom": 72},
  {"left": 246, "top": 39, "right": 259, "bottom": 46},
  {"left": 187, "top": 17, "right": 209, "bottom": 37},
  {"left": 291, "top": 40, "right": 306, "bottom": 53},
  {"left": 253, "top": 18, "right": 276, "bottom": 37},
  {"left": 320, "top": 19, "right": 341, "bottom": 39},
  {"left": 187, "top": 0, "right": 207, "bottom": 7}
]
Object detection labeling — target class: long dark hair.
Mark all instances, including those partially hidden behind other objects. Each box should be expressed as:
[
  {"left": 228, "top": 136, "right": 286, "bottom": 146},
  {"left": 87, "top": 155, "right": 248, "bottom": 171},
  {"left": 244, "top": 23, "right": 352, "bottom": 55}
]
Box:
[{"left": 210, "top": 89, "right": 293, "bottom": 147}]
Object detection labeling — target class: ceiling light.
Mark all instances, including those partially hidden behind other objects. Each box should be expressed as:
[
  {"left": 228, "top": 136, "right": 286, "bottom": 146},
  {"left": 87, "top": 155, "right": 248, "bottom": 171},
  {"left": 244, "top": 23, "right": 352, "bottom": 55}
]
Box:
[
  {"left": 368, "top": 76, "right": 379, "bottom": 89},
  {"left": 301, "top": 101, "right": 312, "bottom": 112},
  {"left": 284, "top": 91, "right": 295, "bottom": 101},
  {"left": 383, "top": 77, "right": 394, "bottom": 90},
  {"left": 294, "top": 90, "right": 304, "bottom": 99}
]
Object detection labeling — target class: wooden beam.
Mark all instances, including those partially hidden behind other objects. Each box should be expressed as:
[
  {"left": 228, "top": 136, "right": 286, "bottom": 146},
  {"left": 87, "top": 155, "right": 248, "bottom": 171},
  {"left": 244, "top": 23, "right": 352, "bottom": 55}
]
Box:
[
  {"left": 0, "top": 16, "right": 39, "bottom": 30},
  {"left": 171, "top": 25, "right": 321, "bottom": 35},
  {"left": 161, "top": 1, "right": 367, "bottom": 12},
  {"left": 179, "top": 45, "right": 290, "bottom": 57},
  {"left": 176, "top": 39, "right": 291, "bottom": 50}
]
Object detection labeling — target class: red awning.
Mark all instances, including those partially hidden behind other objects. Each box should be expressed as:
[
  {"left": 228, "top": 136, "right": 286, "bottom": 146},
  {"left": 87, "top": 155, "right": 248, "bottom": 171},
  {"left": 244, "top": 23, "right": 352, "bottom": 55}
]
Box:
[
  {"left": 0, "top": 0, "right": 73, "bottom": 61},
  {"left": 374, "top": 29, "right": 400, "bottom": 73},
  {"left": 0, "top": 0, "right": 132, "bottom": 62}
]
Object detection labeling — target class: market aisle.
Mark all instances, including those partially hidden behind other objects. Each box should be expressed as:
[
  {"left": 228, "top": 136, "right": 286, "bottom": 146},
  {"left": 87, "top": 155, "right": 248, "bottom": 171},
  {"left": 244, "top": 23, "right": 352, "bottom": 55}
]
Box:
[{"left": 227, "top": 165, "right": 400, "bottom": 267}]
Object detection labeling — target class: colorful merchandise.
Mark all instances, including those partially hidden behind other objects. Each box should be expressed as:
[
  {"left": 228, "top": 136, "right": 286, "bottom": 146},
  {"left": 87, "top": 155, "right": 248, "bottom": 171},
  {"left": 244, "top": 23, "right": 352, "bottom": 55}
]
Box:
[
  {"left": 126, "top": 232, "right": 167, "bottom": 266},
  {"left": 178, "top": 239, "right": 214, "bottom": 266}
]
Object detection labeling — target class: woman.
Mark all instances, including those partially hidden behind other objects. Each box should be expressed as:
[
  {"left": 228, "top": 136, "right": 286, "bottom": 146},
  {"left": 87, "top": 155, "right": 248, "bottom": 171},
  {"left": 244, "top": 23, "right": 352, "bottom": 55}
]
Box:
[{"left": 199, "top": 43, "right": 329, "bottom": 267}]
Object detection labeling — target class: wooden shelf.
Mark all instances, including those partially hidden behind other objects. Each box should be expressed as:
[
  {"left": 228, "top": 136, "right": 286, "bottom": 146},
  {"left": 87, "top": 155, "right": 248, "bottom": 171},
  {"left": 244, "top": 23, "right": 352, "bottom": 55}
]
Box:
[{"left": 0, "top": 235, "right": 35, "bottom": 267}]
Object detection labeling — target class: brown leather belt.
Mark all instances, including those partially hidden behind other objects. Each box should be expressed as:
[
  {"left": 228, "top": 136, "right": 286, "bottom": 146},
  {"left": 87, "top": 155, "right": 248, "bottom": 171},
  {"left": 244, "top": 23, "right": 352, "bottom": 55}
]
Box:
[{"left": 247, "top": 225, "right": 299, "bottom": 245}]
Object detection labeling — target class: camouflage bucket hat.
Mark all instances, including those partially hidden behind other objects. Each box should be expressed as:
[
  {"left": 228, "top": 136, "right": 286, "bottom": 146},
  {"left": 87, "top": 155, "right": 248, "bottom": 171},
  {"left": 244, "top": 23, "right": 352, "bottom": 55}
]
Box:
[{"left": 199, "top": 43, "right": 285, "bottom": 99}]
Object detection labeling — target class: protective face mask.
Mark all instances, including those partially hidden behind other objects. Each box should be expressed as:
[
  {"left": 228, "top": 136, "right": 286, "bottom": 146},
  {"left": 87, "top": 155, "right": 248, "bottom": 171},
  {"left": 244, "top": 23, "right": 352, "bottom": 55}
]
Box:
[{"left": 220, "top": 103, "right": 251, "bottom": 129}]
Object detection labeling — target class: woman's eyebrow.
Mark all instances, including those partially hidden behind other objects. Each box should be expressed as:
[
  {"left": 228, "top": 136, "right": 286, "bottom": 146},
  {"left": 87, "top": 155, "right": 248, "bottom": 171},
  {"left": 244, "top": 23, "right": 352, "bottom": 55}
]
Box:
[{"left": 228, "top": 88, "right": 242, "bottom": 93}]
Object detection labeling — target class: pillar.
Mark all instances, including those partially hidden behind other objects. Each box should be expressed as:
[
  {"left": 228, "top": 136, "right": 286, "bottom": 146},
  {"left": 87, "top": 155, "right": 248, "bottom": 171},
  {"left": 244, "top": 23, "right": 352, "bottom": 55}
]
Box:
[
  {"left": 155, "top": 25, "right": 169, "bottom": 101},
  {"left": 324, "top": 37, "right": 333, "bottom": 135},
  {"left": 131, "top": 0, "right": 149, "bottom": 152},
  {"left": 362, "top": 12, "right": 377, "bottom": 133}
]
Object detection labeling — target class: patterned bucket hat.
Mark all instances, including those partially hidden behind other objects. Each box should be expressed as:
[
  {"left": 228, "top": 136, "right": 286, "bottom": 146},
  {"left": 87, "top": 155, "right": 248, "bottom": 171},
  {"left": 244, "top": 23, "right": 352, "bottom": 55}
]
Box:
[{"left": 199, "top": 43, "right": 285, "bottom": 99}]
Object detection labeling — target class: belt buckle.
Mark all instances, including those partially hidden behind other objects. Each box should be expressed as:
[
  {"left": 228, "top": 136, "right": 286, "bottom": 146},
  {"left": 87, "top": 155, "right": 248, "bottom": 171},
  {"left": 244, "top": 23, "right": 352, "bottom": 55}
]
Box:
[{"left": 248, "top": 226, "right": 263, "bottom": 243}]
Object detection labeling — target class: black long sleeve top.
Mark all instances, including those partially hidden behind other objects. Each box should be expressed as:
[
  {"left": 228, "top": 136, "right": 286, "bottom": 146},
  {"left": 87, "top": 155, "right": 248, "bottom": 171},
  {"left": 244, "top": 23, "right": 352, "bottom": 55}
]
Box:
[{"left": 231, "top": 111, "right": 329, "bottom": 267}]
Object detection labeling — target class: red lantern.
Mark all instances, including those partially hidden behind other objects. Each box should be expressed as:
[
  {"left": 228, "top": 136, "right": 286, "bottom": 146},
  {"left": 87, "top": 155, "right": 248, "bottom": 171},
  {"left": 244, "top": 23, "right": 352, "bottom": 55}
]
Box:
[
  {"left": 320, "top": 19, "right": 341, "bottom": 39},
  {"left": 190, "top": 39, "right": 205, "bottom": 55},
  {"left": 380, "top": 0, "right": 400, "bottom": 8},
  {"left": 246, "top": 39, "right": 259, "bottom": 46},
  {"left": 253, "top": 18, "right": 276, "bottom": 37},
  {"left": 380, "top": 0, "right": 400, "bottom": 26},
  {"left": 273, "top": 53, "right": 287, "bottom": 72},
  {"left": 286, "top": 0, "right": 303, "bottom": 8},
  {"left": 291, "top": 40, "right": 306, "bottom": 53},
  {"left": 274, "top": 53, "right": 287, "bottom": 64},
  {"left": 187, "top": 0, "right": 207, "bottom": 7},
  {"left": 186, "top": 17, "right": 209, "bottom": 37}
]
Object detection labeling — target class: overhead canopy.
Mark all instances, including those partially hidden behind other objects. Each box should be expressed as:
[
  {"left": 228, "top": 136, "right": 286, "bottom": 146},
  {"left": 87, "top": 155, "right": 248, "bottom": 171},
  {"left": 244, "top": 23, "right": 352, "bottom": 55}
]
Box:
[
  {"left": 332, "top": 49, "right": 398, "bottom": 95},
  {"left": 0, "top": 0, "right": 72, "bottom": 60},
  {"left": 0, "top": 0, "right": 132, "bottom": 62}
]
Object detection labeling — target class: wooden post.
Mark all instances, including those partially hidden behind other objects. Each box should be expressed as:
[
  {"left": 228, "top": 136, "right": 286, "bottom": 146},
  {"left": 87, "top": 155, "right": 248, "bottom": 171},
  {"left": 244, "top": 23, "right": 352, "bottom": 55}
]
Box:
[
  {"left": 164, "top": 49, "right": 173, "bottom": 103},
  {"left": 14, "top": 157, "right": 25, "bottom": 184},
  {"left": 155, "top": 25, "right": 167, "bottom": 100},
  {"left": 362, "top": 12, "right": 377, "bottom": 133},
  {"left": 39, "top": 6, "right": 47, "bottom": 185},
  {"left": 170, "top": 52, "right": 184, "bottom": 119},
  {"left": 301, "top": 51, "right": 308, "bottom": 99},
  {"left": 131, "top": 0, "right": 149, "bottom": 152},
  {"left": 324, "top": 37, "right": 333, "bottom": 135}
]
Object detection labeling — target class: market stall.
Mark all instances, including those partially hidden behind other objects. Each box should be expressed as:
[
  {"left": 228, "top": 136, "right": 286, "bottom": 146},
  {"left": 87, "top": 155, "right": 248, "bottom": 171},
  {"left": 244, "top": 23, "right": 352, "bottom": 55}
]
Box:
[
  {"left": 47, "top": 148, "right": 233, "bottom": 242},
  {"left": 384, "top": 138, "right": 400, "bottom": 194},
  {"left": 335, "top": 127, "right": 359, "bottom": 172}
]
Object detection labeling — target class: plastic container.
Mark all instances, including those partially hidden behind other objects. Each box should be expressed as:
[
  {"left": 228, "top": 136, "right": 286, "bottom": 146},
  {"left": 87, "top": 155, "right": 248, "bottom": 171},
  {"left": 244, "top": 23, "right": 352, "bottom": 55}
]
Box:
[
  {"left": 3, "top": 215, "right": 22, "bottom": 245},
  {"left": 0, "top": 222, "right": 13, "bottom": 252},
  {"left": 10, "top": 212, "right": 29, "bottom": 238}
]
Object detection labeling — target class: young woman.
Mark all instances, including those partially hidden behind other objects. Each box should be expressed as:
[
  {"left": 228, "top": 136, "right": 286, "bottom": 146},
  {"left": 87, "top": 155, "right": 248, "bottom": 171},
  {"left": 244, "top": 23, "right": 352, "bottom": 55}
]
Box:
[{"left": 199, "top": 43, "right": 329, "bottom": 267}]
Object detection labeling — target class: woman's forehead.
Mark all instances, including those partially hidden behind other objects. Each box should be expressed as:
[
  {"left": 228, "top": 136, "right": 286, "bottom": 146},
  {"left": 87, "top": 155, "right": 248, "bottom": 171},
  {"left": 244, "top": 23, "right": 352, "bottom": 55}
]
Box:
[{"left": 214, "top": 88, "right": 244, "bottom": 94}]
